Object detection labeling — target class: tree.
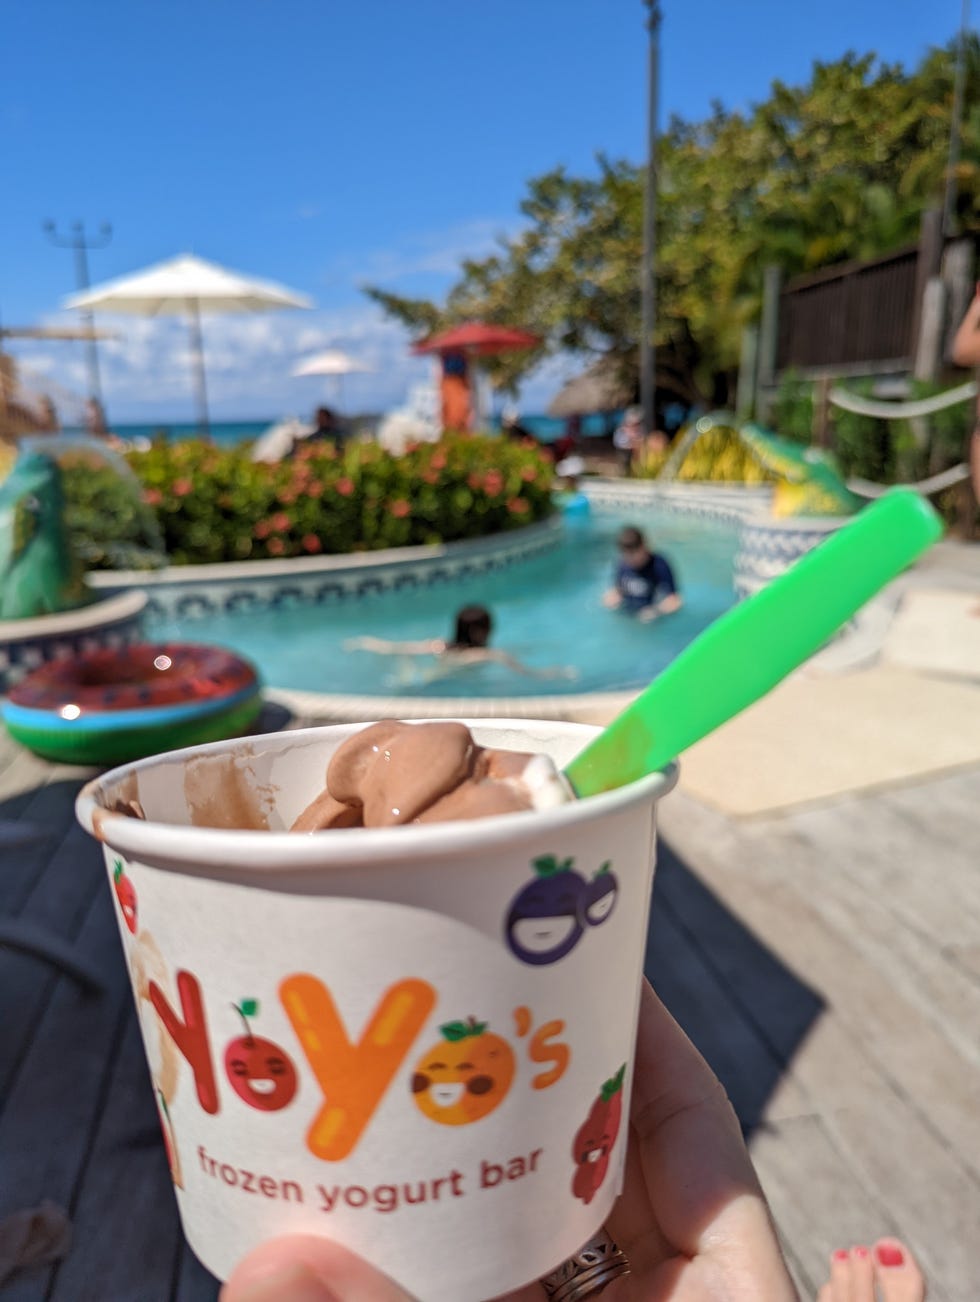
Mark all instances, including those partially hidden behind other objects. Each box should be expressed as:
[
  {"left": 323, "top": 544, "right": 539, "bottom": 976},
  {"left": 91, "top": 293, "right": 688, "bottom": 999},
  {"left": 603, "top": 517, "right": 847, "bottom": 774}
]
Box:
[{"left": 365, "top": 40, "right": 980, "bottom": 408}]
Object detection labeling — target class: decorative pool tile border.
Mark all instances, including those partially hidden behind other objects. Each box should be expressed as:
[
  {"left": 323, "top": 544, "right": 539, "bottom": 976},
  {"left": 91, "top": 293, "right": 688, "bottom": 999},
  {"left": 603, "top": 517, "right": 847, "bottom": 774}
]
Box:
[
  {"left": 86, "top": 519, "right": 564, "bottom": 623},
  {"left": 583, "top": 479, "right": 773, "bottom": 524},
  {"left": 0, "top": 591, "right": 147, "bottom": 690}
]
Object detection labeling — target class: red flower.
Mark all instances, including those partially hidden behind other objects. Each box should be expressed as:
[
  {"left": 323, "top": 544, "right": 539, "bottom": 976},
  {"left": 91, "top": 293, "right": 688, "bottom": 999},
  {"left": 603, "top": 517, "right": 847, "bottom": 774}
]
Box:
[
  {"left": 173, "top": 478, "right": 193, "bottom": 497},
  {"left": 142, "top": 488, "right": 163, "bottom": 507},
  {"left": 388, "top": 499, "right": 411, "bottom": 518},
  {"left": 467, "top": 473, "right": 483, "bottom": 491},
  {"left": 267, "top": 537, "right": 286, "bottom": 556},
  {"left": 302, "top": 533, "right": 322, "bottom": 553},
  {"left": 507, "top": 496, "right": 529, "bottom": 515},
  {"left": 336, "top": 477, "right": 354, "bottom": 497},
  {"left": 430, "top": 453, "right": 447, "bottom": 471},
  {"left": 306, "top": 480, "right": 324, "bottom": 497},
  {"left": 277, "top": 490, "right": 297, "bottom": 506},
  {"left": 254, "top": 519, "right": 272, "bottom": 539},
  {"left": 521, "top": 466, "right": 538, "bottom": 482},
  {"left": 271, "top": 511, "right": 291, "bottom": 532},
  {"left": 421, "top": 469, "right": 439, "bottom": 485},
  {"left": 484, "top": 470, "right": 505, "bottom": 496}
]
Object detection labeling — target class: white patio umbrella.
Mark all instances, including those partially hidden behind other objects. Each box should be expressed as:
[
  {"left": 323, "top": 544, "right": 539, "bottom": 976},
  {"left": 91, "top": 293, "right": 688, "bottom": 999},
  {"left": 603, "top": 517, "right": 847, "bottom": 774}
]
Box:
[
  {"left": 64, "top": 253, "right": 313, "bottom": 437},
  {"left": 292, "top": 349, "right": 372, "bottom": 411}
]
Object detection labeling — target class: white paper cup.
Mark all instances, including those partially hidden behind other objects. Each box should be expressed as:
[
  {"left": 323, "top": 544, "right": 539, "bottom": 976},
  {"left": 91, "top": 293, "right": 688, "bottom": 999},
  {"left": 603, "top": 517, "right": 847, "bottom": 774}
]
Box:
[{"left": 76, "top": 720, "right": 677, "bottom": 1301}]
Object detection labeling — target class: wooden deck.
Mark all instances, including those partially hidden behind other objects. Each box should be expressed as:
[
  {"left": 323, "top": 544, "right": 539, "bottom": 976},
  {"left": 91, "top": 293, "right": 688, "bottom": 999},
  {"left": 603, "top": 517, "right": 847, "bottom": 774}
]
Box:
[{"left": 1, "top": 713, "right": 977, "bottom": 1301}]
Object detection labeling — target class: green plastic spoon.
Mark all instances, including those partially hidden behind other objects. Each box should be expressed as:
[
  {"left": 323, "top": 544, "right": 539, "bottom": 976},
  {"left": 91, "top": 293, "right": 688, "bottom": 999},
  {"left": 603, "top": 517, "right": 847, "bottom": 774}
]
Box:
[{"left": 565, "top": 488, "right": 943, "bottom": 798}]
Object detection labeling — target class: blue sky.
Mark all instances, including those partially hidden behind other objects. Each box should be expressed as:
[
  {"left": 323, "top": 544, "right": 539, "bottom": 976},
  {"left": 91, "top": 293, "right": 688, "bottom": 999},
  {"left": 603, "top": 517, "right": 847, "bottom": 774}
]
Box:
[{"left": 1, "top": 0, "right": 964, "bottom": 424}]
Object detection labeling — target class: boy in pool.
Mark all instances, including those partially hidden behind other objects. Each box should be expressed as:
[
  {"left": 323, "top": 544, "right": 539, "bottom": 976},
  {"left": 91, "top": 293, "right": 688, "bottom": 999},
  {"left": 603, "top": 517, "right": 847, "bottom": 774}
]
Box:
[
  {"left": 603, "top": 524, "right": 683, "bottom": 623},
  {"left": 345, "top": 605, "right": 577, "bottom": 682}
]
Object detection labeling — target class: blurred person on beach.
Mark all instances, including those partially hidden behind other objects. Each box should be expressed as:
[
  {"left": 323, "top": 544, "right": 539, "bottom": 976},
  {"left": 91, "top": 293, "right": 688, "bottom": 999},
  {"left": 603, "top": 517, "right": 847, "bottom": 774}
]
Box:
[
  {"left": 345, "top": 603, "right": 576, "bottom": 682},
  {"left": 612, "top": 405, "right": 643, "bottom": 476},
  {"left": 84, "top": 397, "right": 109, "bottom": 438},
  {"left": 603, "top": 524, "right": 682, "bottom": 623},
  {"left": 553, "top": 414, "right": 580, "bottom": 462},
  {"left": 949, "top": 284, "right": 980, "bottom": 524},
  {"left": 39, "top": 397, "right": 60, "bottom": 434},
  {"left": 501, "top": 405, "right": 536, "bottom": 443}
]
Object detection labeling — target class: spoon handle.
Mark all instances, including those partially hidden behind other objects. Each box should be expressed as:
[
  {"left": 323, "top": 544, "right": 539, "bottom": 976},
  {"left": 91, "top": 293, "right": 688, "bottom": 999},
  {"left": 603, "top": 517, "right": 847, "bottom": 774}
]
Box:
[{"left": 565, "top": 489, "right": 942, "bottom": 798}]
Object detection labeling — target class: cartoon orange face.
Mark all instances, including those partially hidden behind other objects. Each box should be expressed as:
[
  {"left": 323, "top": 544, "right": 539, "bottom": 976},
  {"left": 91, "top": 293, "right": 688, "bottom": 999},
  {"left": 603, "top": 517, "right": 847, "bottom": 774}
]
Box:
[{"left": 411, "top": 1017, "right": 515, "bottom": 1126}]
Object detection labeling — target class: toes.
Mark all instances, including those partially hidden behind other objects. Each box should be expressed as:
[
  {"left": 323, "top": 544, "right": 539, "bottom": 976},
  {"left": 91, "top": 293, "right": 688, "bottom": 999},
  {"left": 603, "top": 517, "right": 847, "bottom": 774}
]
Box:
[
  {"left": 829, "top": 1248, "right": 852, "bottom": 1300},
  {"left": 829, "top": 1247, "right": 875, "bottom": 1302},
  {"left": 849, "top": 1245, "right": 875, "bottom": 1301},
  {"left": 873, "top": 1238, "right": 927, "bottom": 1302}
]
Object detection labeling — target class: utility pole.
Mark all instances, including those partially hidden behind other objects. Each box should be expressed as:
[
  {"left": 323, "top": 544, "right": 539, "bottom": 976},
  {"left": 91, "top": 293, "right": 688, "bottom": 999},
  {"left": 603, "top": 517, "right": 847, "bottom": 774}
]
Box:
[
  {"left": 640, "top": 0, "right": 662, "bottom": 436},
  {"left": 43, "top": 219, "right": 112, "bottom": 407}
]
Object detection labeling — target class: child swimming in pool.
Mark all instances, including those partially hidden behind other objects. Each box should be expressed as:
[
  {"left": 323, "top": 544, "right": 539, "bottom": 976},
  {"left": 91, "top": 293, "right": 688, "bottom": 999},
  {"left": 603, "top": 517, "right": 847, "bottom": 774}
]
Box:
[{"left": 345, "top": 605, "right": 577, "bottom": 683}]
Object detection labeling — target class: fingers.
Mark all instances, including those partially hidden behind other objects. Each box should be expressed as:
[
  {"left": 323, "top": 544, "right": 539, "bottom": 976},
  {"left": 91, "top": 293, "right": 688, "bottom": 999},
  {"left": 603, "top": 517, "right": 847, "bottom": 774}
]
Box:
[
  {"left": 628, "top": 980, "right": 795, "bottom": 1293},
  {"left": 220, "top": 1235, "right": 413, "bottom": 1302}
]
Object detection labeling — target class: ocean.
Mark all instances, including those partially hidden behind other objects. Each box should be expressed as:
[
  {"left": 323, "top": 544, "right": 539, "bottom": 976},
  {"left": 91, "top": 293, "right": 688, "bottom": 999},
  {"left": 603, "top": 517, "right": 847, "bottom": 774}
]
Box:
[{"left": 91, "top": 412, "right": 616, "bottom": 448}]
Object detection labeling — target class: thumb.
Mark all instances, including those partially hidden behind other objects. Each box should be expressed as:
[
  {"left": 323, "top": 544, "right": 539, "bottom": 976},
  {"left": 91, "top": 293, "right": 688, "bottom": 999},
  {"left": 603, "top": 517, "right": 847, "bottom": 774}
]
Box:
[{"left": 220, "top": 1235, "right": 414, "bottom": 1302}]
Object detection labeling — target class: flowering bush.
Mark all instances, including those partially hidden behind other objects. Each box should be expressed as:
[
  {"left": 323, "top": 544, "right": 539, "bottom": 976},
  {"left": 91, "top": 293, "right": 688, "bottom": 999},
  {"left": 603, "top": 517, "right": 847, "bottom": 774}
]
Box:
[{"left": 122, "top": 433, "right": 555, "bottom": 566}]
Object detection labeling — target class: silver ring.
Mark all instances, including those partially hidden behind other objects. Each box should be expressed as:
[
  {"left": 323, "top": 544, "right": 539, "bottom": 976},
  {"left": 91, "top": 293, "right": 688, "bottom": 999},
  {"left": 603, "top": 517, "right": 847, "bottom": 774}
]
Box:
[{"left": 538, "top": 1226, "right": 630, "bottom": 1301}]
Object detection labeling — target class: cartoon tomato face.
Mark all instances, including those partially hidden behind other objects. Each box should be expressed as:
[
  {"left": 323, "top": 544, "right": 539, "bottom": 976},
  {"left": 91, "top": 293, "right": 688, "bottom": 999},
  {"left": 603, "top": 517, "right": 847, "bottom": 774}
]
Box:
[
  {"left": 571, "top": 1065, "right": 625, "bottom": 1205},
  {"left": 506, "top": 856, "right": 586, "bottom": 965},
  {"left": 224, "top": 1000, "right": 298, "bottom": 1112},
  {"left": 412, "top": 1017, "right": 515, "bottom": 1126},
  {"left": 113, "top": 859, "right": 138, "bottom": 934},
  {"left": 582, "top": 864, "right": 618, "bottom": 927}
]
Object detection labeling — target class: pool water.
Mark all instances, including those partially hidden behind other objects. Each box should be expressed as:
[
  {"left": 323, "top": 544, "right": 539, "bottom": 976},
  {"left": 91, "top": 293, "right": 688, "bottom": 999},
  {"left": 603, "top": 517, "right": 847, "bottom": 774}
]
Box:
[{"left": 146, "top": 508, "right": 739, "bottom": 698}]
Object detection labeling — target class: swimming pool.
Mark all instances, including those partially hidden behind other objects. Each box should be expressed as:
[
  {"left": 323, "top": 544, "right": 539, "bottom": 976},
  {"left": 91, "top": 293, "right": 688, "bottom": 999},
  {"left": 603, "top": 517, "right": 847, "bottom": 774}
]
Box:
[{"left": 144, "top": 508, "right": 739, "bottom": 697}]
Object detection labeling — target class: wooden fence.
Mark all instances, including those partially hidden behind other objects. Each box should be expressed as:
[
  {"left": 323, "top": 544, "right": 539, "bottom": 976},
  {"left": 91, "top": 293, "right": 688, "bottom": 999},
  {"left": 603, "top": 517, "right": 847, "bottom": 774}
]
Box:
[{"left": 776, "top": 244, "right": 920, "bottom": 373}]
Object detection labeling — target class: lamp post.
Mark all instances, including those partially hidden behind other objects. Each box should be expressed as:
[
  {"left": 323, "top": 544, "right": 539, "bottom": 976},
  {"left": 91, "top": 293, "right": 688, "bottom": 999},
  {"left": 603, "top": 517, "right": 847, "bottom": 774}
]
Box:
[
  {"left": 43, "top": 219, "right": 112, "bottom": 408},
  {"left": 640, "top": 0, "right": 662, "bottom": 436}
]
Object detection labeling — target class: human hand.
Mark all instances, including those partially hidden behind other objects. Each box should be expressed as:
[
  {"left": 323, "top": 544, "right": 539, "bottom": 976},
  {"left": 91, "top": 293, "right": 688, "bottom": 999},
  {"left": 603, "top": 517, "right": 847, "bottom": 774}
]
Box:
[
  {"left": 221, "top": 980, "right": 798, "bottom": 1302},
  {"left": 602, "top": 589, "right": 622, "bottom": 609},
  {"left": 637, "top": 605, "right": 659, "bottom": 623}
]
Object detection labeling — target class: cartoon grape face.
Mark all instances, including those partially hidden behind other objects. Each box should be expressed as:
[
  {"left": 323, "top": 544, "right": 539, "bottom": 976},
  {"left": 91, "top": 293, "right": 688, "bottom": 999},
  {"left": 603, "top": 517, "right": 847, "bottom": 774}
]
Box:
[
  {"left": 571, "top": 1065, "right": 625, "bottom": 1205},
  {"left": 505, "top": 855, "right": 586, "bottom": 965},
  {"left": 411, "top": 1017, "right": 515, "bottom": 1126},
  {"left": 582, "top": 862, "right": 618, "bottom": 927},
  {"left": 505, "top": 855, "right": 619, "bottom": 965}
]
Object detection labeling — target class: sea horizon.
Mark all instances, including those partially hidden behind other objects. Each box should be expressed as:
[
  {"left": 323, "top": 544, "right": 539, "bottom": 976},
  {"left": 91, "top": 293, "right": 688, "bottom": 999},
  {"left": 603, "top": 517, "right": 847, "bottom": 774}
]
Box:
[{"left": 65, "top": 411, "right": 618, "bottom": 448}]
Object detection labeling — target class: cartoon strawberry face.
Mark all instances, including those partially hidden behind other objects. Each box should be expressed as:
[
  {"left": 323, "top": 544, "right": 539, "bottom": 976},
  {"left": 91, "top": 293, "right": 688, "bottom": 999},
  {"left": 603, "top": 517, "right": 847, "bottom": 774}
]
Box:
[
  {"left": 571, "top": 1065, "right": 625, "bottom": 1205},
  {"left": 224, "top": 1000, "right": 298, "bottom": 1112},
  {"left": 113, "top": 859, "right": 138, "bottom": 934},
  {"left": 505, "top": 855, "right": 586, "bottom": 965}
]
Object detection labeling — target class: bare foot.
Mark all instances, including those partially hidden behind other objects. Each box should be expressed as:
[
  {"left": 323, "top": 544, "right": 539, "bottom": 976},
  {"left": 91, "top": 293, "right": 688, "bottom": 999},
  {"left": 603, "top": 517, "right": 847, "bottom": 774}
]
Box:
[{"left": 816, "top": 1238, "right": 925, "bottom": 1302}]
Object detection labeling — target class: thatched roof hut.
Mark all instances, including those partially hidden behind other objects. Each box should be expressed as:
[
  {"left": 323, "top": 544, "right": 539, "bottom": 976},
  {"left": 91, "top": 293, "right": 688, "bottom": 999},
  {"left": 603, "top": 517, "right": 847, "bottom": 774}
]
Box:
[{"left": 546, "top": 359, "right": 634, "bottom": 418}]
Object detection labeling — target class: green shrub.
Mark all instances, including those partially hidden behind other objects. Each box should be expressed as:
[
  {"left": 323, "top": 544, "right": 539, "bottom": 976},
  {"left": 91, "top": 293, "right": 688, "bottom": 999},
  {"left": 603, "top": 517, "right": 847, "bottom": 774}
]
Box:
[
  {"left": 770, "top": 372, "right": 813, "bottom": 444},
  {"left": 122, "top": 433, "right": 555, "bottom": 566},
  {"left": 57, "top": 446, "right": 167, "bottom": 570}
]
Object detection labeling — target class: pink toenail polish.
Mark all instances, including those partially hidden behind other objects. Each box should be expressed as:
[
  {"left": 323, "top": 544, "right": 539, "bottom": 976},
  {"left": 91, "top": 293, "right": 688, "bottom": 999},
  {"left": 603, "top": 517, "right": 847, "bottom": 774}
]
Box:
[
  {"left": 855, "top": 1245, "right": 869, "bottom": 1258},
  {"left": 876, "top": 1244, "right": 905, "bottom": 1268},
  {"left": 833, "top": 1249, "right": 849, "bottom": 1261}
]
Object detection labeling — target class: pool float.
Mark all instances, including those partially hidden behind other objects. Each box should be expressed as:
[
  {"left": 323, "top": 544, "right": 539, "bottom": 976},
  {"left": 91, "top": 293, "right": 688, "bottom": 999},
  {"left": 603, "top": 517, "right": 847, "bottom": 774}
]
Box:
[{"left": 2, "top": 642, "right": 262, "bottom": 765}]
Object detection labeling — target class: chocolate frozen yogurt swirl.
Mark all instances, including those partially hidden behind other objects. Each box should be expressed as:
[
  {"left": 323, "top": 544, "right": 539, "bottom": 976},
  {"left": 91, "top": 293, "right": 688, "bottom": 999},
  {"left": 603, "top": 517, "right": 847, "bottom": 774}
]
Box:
[{"left": 291, "top": 720, "right": 569, "bottom": 831}]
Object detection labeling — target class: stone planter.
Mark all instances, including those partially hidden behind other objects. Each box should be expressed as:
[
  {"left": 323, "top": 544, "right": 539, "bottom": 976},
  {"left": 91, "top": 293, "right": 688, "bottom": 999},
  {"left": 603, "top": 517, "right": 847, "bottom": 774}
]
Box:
[{"left": 733, "top": 514, "right": 851, "bottom": 598}]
